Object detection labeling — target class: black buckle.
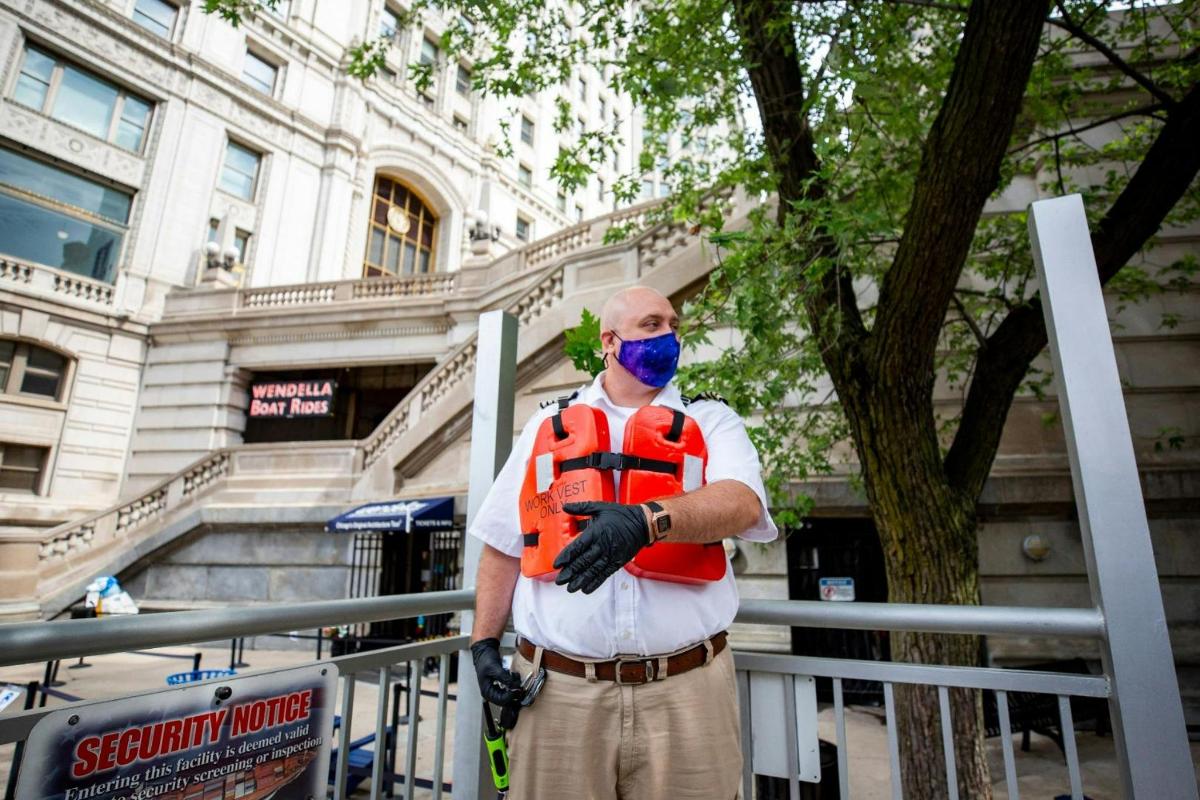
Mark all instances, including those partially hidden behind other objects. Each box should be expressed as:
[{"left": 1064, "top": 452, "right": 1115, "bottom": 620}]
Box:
[{"left": 586, "top": 452, "right": 625, "bottom": 471}]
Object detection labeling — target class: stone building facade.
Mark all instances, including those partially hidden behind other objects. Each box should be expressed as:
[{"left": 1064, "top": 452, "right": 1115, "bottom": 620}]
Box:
[{"left": 0, "top": 0, "right": 654, "bottom": 532}]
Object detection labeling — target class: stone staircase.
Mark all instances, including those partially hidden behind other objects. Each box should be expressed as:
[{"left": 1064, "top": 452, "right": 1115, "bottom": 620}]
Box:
[{"left": 10, "top": 193, "right": 740, "bottom": 620}]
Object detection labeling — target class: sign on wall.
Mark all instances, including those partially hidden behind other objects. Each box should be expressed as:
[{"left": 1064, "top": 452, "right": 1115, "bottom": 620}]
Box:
[
  {"left": 818, "top": 577, "right": 855, "bottom": 602},
  {"left": 16, "top": 665, "right": 336, "bottom": 800},
  {"left": 248, "top": 380, "right": 336, "bottom": 419}
]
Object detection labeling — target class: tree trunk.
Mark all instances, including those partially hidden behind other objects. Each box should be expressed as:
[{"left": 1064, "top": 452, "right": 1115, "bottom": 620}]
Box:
[
  {"left": 851, "top": 383, "right": 990, "bottom": 799},
  {"left": 872, "top": 482, "right": 987, "bottom": 799}
]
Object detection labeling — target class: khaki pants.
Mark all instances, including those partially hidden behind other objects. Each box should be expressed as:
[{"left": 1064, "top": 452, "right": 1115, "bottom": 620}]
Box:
[{"left": 507, "top": 644, "right": 743, "bottom": 799}]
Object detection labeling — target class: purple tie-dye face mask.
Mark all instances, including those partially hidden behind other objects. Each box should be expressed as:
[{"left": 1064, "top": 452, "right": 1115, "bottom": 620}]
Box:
[{"left": 614, "top": 331, "right": 680, "bottom": 388}]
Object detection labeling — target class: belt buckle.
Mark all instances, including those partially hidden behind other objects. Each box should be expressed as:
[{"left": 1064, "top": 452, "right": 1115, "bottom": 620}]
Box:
[{"left": 614, "top": 657, "right": 654, "bottom": 685}]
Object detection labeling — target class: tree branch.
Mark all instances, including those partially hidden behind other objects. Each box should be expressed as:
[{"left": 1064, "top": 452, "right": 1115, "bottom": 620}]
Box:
[
  {"left": 951, "top": 293, "right": 988, "bottom": 348},
  {"left": 870, "top": 0, "right": 1047, "bottom": 384},
  {"left": 1047, "top": 4, "right": 1179, "bottom": 110},
  {"left": 1007, "top": 103, "right": 1166, "bottom": 155},
  {"left": 945, "top": 81, "right": 1200, "bottom": 498},
  {"left": 731, "top": 0, "right": 868, "bottom": 386}
]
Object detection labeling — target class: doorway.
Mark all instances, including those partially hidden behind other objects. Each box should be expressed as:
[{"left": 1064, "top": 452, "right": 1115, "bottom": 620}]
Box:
[
  {"left": 786, "top": 517, "right": 890, "bottom": 704},
  {"left": 242, "top": 363, "right": 433, "bottom": 443},
  {"left": 345, "top": 528, "right": 461, "bottom": 647}
]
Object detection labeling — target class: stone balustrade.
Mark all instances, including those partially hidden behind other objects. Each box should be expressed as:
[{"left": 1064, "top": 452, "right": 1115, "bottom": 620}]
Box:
[{"left": 0, "top": 257, "right": 114, "bottom": 308}]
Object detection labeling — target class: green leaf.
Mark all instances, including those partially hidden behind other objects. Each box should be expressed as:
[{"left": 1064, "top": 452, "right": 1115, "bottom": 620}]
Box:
[{"left": 564, "top": 308, "right": 606, "bottom": 378}]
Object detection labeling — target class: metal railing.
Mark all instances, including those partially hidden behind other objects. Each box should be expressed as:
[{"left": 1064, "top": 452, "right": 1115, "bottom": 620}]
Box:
[
  {"left": 0, "top": 591, "right": 1120, "bottom": 800},
  {"left": 733, "top": 601, "right": 1109, "bottom": 800}
]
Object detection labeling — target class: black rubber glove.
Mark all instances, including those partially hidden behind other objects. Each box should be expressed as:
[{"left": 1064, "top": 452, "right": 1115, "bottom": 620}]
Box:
[
  {"left": 554, "top": 501, "right": 650, "bottom": 594},
  {"left": 471, "top": 638, "right": 523, "bottom": 707}
]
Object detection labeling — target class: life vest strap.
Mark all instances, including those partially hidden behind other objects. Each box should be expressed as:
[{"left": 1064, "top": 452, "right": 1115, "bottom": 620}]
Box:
[
  {"left": 522, "top": 518, "right": 589, "bottom": 549},
  {"left": 559, "top": 451, "right": 677, "bottom": 475}
]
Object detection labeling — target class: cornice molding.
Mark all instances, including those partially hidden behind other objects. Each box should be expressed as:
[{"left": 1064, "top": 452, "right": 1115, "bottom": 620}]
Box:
[{"left": 227, "top": 322, "right": 450, "bottom": 346}]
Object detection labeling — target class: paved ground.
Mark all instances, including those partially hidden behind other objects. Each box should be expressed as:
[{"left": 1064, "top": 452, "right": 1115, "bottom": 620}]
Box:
[{"left": 3, "top": 646, "right": 1197, "bottom": 798}]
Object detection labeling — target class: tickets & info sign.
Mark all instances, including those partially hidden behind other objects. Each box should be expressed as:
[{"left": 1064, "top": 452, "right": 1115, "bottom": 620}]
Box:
[{"left": 16, "top": 665, "right": 336, "bottom": 800}]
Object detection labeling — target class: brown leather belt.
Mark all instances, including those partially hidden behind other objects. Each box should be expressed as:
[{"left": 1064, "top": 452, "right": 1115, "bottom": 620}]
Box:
[{"left": 517, "top": 631, "right": 727, "bottom": 685}]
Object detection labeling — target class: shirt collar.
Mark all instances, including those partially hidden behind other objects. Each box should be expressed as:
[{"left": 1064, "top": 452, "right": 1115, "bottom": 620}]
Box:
[{"left": 581, "top": 371, "right": 685, "bottom": 412}]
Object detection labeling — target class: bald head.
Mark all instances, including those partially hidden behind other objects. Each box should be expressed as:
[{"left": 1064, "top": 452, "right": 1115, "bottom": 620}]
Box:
[{"left": 600, "top": 286, "right": 677, "bottom": 335}]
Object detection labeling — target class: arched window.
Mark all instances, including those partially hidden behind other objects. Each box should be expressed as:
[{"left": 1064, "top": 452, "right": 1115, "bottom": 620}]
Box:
[
  {"left": 364, "top": 176, "right": 437, "bottom": 277},
  {"left": 0, "top": 339, "right": 68, "bottom": 401}
]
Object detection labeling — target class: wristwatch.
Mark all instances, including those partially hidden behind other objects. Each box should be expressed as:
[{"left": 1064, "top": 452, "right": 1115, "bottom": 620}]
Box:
[{"left": 645, "top": 501, "right": 672, "bottom": 544}]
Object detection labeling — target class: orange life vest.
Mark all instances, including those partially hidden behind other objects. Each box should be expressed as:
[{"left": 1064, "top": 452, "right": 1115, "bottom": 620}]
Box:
[
  {"left": 518, "top": 401, "right": 614, "bottom": 580},
  {"left": 518, "top": 396, "right": 727, "bottom": 585}
]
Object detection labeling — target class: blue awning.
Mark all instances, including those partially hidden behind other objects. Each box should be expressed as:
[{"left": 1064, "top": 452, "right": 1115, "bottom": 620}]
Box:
[{"left": 326, "top": 497, "right": 455, "bottom": 533}]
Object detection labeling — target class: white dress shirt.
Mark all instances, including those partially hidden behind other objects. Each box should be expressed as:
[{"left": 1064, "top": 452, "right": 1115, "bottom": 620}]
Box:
[{"left": 469, "top": 373, "right": 778, "bottom": 658}]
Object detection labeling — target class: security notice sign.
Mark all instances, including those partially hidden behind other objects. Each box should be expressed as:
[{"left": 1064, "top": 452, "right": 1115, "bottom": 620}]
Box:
[
  {"left": 16, "top": 665, "right": 336, "bottom": 800},
  {"left": 818, "top": 577, "right": 855, "bottom": 602}
]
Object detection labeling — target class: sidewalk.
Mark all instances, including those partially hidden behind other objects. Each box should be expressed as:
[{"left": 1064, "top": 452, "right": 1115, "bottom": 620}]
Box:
[{"left": 3, "top": 646, "right": 1196, "bottom": 798}]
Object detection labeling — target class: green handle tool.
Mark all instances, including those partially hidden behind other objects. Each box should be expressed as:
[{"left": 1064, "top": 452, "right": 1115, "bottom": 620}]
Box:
[{"left": 482, "top": 701, "right": 510, "bottom": 796}]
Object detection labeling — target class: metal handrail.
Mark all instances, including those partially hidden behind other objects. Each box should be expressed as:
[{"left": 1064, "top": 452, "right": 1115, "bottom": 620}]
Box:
[
  {"left": 736, "top": 598, "right": 1106, "bottom": 639},
  {"left": 0, "top": 591, "right": 1107, "bottom": 668},
  {"left": 0, "top": 589, "right": 475, "bottom": 667}
]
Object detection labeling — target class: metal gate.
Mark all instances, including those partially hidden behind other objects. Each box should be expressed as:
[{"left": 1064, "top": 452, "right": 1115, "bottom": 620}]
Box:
[{"left": 344, "top": 528, "right": 461, "bottom": 648}]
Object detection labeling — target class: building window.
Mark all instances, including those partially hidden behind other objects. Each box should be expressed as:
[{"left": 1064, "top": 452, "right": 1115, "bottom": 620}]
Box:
[
  {"left": 233, "top": 229, "right": 250, "bottom": 263},
  {"left": 575, "top": 203, "right": 583, "bottom": 222},
  {"left": 0, "top": 147, "right": 131, "bottom": 283},
  {"left": 0, "top": 340, "right": 69, "bottom": 401},
  {"left": 363, "top": 176, "right": 437, "bottom": 277},
  {"left": 578, "top": 77, "right": 587, "bottom": 102},
  {"left": 556, "top": 191, "right": 566, "bottom": 212},
  {"left": 132, "top": 0, "right": 178, "bottom": 38},
  {"left": 520, "top": 115, "right": 534, "bottom": 146},
  {"left": 0, "top": 442, "right": 49, "bottom": 495},
  {"left": 515, "top": 215, "right": 531, "bottom": 242},
  {"left": 517, "top": 163, "right": 532, "bottom": 188},
  {"left": 456, "top": 64, "right": 471, "bottom": 96},
  {"left": 641, "top": 178, "right": 654, "bottom": 198},
  {"left": 599, "top": 97, "right": 607, "bottom": 121},
  {"left": 13, "top": 45, "right": 154, "bottom": 153},
  {"left": 597, "top": 177, "right": 605, "bottom": 201},
  {"left": 380, "top": 7, "right": 403, "bottom": 41},
  {"left": 219, "top": 141, "right": 261, "bottom": 200},
  {"left": 420, "top": 36, "right": 439, "bottom": 77},
  {"left": 242, "top": 49, "right": 278, "bottom": 95}
]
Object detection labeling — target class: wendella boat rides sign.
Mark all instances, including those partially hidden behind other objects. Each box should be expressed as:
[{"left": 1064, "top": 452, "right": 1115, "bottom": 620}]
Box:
[
  {"left": 16, "top": 665, "right": 336, "bottom": 800},
  {"left": 247, "top": 380, "right": 336, "bottom": 419}
]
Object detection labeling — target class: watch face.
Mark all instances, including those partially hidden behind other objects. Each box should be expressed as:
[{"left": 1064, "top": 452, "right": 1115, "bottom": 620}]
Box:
[{"left": 655, "top": 515, "right": 671, "bottom": 534}]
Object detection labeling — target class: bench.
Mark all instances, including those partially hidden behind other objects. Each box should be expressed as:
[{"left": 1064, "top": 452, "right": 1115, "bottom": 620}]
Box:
[{"left": 983, "top": 658, "right": 1110, "bottom": 755}]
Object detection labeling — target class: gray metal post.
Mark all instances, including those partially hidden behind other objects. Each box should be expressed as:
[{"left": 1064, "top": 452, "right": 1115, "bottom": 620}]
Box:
[
  {"left": 451, "top": 311, "right": 518, "bottom": 800},
  {"left": 1028, "top": 194, "right": 1197, "bottom": 799}
]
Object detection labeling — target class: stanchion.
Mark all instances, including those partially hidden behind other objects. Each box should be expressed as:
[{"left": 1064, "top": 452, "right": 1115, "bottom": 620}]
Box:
[{"left": 4, "top": 682, "right": 37, "bottom": 800}]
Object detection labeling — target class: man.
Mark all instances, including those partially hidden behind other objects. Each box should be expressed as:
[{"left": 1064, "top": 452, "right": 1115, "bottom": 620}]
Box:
[{"left": 468, "top": 285, "right": 777, "bottom": 799}]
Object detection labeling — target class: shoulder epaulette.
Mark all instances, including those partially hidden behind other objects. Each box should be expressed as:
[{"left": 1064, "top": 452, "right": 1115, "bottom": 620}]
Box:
[
  {"left": 539, "top": 389, "right": 580, "bottom": 409},
  {"left": 681, "top": 391, "right": 728, "bottom": 406}
]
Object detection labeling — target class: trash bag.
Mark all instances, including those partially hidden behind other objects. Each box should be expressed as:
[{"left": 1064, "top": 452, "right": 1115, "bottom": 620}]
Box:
[{"left": 84, "top": 575, "right": 139, "bottom": 615}]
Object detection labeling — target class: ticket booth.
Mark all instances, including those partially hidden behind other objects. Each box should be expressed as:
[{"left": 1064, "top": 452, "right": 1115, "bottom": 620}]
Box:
[{"left": 326, "top": 497, "right": 461, "bottom": 653}]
